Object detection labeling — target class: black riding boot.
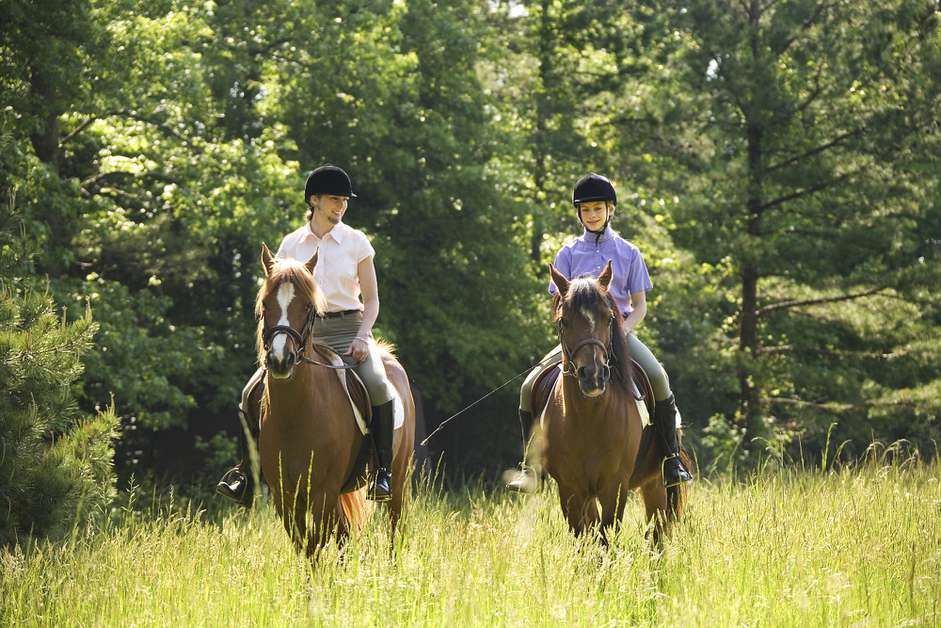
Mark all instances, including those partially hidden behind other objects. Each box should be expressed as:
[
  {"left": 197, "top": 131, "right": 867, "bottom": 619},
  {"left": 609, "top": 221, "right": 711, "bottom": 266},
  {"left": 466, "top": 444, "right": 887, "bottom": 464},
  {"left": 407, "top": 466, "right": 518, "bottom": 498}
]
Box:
[
  {"left": 368, "top": 400, "right": 395, "bottom": 502},
  {"left": 654, "top": 394, "right": 694, "bottom": 487},
  {"left": 505, "top": 409, "right": 538, "bottom": 493},
  {"left": 215, "top": 408, "right": 259, "bottom": 507}
]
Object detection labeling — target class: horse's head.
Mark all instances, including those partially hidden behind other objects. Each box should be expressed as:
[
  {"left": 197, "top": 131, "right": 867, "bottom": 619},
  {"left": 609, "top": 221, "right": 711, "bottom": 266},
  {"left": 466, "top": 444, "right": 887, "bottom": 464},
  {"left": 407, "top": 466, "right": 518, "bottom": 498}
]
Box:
[
  {"left": 256, "top": 244, "right": 326, "bottom": 379},
  {"left": 550, "top": 260, "right": 622, "bottom": 398}
]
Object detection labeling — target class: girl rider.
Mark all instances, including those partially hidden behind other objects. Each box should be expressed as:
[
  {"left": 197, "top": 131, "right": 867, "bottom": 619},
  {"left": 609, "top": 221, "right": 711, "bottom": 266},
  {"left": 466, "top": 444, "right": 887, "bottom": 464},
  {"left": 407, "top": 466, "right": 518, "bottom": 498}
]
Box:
[
  {"left": 216, "top": 165, "right": 397, "bottom": 504},
  {"left": 508, "top": 173, "right": 694, "bottom": 490}
]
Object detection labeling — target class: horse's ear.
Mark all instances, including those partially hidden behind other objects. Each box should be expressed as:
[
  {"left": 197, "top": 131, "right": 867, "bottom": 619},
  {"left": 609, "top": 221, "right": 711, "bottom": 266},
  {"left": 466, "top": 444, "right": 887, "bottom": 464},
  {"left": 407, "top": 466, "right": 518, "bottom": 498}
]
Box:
[
  {"left": 549, "top": 263, "right": 569, "bottom": 297},
  {"left": 305, "top": 250, "right": 318, "bottom": 274},
  {"left": 598, "top": 260, "right": 613, "bottom": 291},
  {"left": 261, "top": 243, "right": 275, "bottom": 277}
]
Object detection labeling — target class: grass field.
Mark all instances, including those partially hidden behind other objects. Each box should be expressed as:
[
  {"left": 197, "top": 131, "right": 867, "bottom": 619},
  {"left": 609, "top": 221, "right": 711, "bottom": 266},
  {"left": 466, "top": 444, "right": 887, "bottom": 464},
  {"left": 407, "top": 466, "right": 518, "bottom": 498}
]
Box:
[{"left": 2, "top": 455, "right": 939, "bottom": 627}]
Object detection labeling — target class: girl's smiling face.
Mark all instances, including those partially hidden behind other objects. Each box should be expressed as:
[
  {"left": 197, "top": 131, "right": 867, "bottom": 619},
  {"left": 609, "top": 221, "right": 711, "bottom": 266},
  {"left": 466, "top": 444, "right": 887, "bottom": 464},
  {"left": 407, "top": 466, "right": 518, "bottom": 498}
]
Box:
[
  {"left": 312, "top": 195, "right": 349, "bottom": 225},
  {"left": 578, "top": 200, "right": 613, "bottom": 231}
]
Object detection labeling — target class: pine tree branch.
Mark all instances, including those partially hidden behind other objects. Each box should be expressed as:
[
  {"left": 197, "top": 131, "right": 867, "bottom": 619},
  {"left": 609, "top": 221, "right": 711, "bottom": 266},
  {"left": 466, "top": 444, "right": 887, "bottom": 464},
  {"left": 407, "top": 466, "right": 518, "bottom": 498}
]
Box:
[
  {"left": 758, "top": 170, "right": 854, "bottom": 212},
  {"left": 757, "top": 287, "right": 887, "bottom": 317},
  {"left": 795, "top": 61, "right": 826, "bottom": 114},
  {"left": 773, "top": 2, "right": 837, "bottom": 57},
  {"left": 764, "top": 129, "right": 861, "bottom": 174}
]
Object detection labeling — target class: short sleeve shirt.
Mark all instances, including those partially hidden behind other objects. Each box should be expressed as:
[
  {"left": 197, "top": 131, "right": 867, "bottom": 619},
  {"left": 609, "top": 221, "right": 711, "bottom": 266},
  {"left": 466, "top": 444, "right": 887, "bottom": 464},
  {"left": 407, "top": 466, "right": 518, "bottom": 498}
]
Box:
[
  {"left": 275, "top": 221, "right": 375, "bottom": 313},
  {"left": 549, "top": 227, "right": 653, "bottom": 316}
]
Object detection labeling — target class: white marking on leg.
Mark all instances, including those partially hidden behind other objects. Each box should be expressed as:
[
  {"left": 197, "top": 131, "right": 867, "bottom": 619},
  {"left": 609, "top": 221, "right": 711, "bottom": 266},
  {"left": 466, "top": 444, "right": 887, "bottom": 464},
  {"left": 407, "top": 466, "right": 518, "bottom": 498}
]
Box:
[{"left": 270, "top": 283, "right": 295, "bottom": 360}]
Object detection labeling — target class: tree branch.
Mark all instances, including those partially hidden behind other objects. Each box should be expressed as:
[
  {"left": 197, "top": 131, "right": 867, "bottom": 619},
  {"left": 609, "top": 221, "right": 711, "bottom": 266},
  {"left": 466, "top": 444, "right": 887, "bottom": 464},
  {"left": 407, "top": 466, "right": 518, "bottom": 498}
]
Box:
[
  {"left": 773, "top": 2, "right": 836, "bottom": 57},
  {"left": 757, "top": 287, "right": 887, "bottom": 317},
  {"left": 758, "top": 170, "right": 854, "bottom": 212},
  {"left": 59, "top": 118, "right": 99, "bottom": 147},
  {"left": 764, "top": 128, "right": 861, "bottom": 174},
  {"left": 767, "top": 396, "right": 853, "bottom": 412},
  {"left": 81, "top": 170, "right": 180, "bottom": 196}
]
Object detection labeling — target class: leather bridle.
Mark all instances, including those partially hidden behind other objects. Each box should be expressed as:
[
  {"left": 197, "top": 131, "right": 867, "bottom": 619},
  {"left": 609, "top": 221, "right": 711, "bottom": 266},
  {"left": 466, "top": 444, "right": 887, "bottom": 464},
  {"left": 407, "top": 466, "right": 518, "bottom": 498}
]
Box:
[
  {"left": 262, "top": 306, "right": 358, "bottom": 370},
  {"left": 556, "top": 310, "right": 617, "bottom": 382}
]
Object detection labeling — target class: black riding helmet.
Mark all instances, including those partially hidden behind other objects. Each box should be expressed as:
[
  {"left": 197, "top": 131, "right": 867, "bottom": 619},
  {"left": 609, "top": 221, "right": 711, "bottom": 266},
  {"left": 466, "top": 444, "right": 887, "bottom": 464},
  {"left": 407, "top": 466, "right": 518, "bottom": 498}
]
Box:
[
  {"left": 573, "top": 173, "right": 616, "bottom": 236},
  {"left": 304, "top": 165, "right": 357, "bottom": 202}
]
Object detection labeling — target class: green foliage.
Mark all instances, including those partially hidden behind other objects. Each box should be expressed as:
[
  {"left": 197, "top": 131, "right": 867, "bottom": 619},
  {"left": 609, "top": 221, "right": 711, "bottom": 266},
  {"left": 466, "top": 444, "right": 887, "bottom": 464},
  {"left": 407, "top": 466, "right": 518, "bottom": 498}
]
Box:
[
  {"left": 0, "top": 284, "right": 118, "bottom": 546},
  {"left": 0, "top": 0, "right": 938, "bottom": 480}
]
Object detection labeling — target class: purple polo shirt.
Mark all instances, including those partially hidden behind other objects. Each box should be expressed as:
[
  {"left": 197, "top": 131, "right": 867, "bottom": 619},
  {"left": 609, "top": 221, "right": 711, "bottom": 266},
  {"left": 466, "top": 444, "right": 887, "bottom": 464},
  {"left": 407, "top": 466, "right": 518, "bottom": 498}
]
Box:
[{"left": 549, "top": 227, "right": 653, "bottom": 316}]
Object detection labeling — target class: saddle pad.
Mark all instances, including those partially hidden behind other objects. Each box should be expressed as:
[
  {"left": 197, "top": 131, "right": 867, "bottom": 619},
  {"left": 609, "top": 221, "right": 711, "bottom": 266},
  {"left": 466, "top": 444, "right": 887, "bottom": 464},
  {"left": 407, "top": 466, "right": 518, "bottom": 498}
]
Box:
[{"left": 316, "top": 345, "right": 405, "bottom": 433}]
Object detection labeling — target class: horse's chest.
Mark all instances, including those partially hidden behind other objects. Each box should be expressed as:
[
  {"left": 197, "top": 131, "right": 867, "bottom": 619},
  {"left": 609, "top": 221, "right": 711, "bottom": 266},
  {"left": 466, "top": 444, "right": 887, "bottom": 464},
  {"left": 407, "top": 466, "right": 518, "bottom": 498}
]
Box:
[{"left": 546, "top": 419, "right": 629, "bottom": 483}]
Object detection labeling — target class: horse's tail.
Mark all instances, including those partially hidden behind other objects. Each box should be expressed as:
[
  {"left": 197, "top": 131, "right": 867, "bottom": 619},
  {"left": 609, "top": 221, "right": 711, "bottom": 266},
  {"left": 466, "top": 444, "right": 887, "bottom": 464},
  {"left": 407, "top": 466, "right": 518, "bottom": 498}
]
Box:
[{"left": 339, "top": 487, "right": 372, "bottom": 532}]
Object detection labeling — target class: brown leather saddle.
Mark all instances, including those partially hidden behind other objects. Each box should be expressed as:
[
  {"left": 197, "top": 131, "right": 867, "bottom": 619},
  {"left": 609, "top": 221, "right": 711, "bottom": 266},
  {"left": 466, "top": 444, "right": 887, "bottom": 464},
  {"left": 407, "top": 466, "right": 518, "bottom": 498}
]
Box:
[{"left": 530, "top": 356, "right": 656, "bottom": 423}]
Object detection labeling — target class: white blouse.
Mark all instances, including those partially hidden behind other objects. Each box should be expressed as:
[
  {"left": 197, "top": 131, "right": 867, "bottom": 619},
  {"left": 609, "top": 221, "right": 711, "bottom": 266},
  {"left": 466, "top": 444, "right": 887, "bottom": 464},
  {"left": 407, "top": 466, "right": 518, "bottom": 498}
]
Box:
[{"left": 275, "top": 221, "right": 375, "bottom": 313}]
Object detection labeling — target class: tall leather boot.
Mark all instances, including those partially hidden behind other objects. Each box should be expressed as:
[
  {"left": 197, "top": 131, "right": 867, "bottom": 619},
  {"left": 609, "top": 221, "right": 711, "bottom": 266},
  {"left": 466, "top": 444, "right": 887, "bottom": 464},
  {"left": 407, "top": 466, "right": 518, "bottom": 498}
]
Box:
[
  {"left": 368, "top": 400, "right": 395, "bottom": 502},
  {"left": 654, "top": 394, "right": 694, "bottom": 487},
  {"left": 505, "top": 409, "right": 537, "bottom": 493},
  {"left": 215, "top": 407, "right": 258, "bottom": 507}
]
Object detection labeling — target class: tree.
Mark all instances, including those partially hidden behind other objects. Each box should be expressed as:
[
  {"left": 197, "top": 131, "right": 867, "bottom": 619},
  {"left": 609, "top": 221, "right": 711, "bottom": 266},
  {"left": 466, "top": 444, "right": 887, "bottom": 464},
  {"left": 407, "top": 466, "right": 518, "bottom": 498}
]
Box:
[
  {"left": 0, "top": 140, "right": 117, "bottom": 545},
  {"left": 651, "top": 0, "right": 941, "bottom": 457}
]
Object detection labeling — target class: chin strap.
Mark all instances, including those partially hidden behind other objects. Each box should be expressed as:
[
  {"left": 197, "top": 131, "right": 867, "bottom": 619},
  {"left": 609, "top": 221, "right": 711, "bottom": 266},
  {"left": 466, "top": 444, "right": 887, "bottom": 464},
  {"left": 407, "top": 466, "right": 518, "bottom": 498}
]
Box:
[{"left": 583, "top": 217, "right": 611, "bottom": 246}]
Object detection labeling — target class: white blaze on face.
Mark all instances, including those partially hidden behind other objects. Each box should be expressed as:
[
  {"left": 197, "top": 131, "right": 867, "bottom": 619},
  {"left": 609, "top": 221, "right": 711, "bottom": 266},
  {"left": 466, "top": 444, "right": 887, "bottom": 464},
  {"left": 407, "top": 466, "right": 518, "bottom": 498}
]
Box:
[
  {"left": 580, "top": 307, "right": 596, "bottom": 331},
  {"left": 270, "top": 282, "right": 296, "bottom": 360}
]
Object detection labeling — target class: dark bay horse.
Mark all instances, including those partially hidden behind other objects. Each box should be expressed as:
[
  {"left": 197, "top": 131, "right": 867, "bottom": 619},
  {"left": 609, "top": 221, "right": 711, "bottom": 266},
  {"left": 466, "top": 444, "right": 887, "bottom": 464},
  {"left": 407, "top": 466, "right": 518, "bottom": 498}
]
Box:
[
  {"left": 534, "top": 261, "right": 687, "bottom": 544},
  {"left": 256, "top": 244, "right": 415, "bottom": 557}
]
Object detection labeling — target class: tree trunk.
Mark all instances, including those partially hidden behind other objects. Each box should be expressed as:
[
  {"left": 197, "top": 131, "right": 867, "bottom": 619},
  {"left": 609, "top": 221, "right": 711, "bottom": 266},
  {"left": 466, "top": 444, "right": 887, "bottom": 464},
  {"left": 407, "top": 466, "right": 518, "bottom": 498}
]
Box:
[
  {"left": 529, "top": 0, "right": 552, "bottom": 266},
  {"left": 738, "top": 1, "right": 765, "bottom": 448},
  {"left": 29, "top": 68, "right": 62, "bottom": 173}
]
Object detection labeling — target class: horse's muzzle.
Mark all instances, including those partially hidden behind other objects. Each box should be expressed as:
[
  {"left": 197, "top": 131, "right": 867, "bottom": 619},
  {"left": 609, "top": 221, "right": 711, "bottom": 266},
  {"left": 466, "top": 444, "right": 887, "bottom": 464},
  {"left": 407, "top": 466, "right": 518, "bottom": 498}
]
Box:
[
  {"left": 266, "top": 350, "right": 297, "bottom": 379},
  {"left": 577, "top": 364, "right": 610, "bottom": 397}
]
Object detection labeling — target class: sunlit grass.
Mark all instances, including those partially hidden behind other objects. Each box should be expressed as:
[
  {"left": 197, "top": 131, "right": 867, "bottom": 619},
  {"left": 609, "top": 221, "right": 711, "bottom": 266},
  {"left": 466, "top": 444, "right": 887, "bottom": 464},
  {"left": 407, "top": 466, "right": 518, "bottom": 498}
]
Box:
[{"left": 2, "top": 457, "right": 939, "bottom": 626}]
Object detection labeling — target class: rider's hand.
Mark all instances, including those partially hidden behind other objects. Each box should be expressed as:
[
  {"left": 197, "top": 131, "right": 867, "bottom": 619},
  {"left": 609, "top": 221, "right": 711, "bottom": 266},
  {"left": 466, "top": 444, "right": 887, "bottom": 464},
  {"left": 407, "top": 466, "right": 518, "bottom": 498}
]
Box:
[{"left": 348, "top": 337, "right": 370, "bottom": 363}]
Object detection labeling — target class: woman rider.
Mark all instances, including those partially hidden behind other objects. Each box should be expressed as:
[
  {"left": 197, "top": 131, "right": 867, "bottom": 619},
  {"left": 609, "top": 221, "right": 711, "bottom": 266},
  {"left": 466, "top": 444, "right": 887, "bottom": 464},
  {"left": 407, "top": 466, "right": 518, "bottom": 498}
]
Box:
[
  {"left": 216, "top": 165, "right": 398, "bottom": 503},
  {"left": 508, "top": 172, "right": 694, "bottom": 490}
]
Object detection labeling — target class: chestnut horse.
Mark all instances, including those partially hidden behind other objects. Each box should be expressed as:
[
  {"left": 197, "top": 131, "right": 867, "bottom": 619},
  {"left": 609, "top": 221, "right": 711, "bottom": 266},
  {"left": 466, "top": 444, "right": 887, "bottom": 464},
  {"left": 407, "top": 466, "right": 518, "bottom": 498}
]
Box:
[
  {"left": 256, "top": 245, "right": 415, "bottom": 557},
  {"left": 534, "top": 261, "right": 687, "bottom": 544}
]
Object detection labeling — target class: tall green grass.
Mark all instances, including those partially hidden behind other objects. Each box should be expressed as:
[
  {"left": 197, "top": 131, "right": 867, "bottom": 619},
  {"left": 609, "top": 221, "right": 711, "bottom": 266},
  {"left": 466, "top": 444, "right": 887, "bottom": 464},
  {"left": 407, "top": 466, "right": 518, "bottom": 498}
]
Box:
[{"left": 3, "top": 456, "right": 939, "bottom": 626}]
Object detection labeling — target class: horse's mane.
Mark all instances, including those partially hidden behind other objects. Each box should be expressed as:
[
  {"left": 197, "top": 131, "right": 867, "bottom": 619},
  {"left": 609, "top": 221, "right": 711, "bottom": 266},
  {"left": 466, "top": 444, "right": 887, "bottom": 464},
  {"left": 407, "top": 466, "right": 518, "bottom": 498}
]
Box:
[
  {"left": 556, "top": 275, "right": 633, "bottom": 391},
  {"left": 255, "top": 258, "right": 327, "bottom": 366}
]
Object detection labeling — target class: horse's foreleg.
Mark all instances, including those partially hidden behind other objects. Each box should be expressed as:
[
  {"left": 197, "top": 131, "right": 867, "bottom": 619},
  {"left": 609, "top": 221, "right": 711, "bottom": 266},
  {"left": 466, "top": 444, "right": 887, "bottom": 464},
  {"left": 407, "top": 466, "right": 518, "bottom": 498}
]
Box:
[
  {"left": 638, "top": 477, "right": 680, "bottom": 546},
  {"left": 558, "top": 483, "right": 590, "bottom": 536},
  {"left": 290, "top": 490, "right": 339, "bottom": 560},
  {"left": 597, "top": 483, "right": 630, "bottom": 547}
]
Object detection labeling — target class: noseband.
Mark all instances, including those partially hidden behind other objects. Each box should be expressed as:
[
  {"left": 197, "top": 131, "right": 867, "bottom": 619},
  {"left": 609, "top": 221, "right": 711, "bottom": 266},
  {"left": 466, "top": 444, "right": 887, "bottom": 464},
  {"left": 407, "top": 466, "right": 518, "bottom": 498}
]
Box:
[
  {"left": 263, "top": 305, "right": 315, "bottom": 359},
  {"left": 557, "top": 312, "right": 618, "bottom": 381}
]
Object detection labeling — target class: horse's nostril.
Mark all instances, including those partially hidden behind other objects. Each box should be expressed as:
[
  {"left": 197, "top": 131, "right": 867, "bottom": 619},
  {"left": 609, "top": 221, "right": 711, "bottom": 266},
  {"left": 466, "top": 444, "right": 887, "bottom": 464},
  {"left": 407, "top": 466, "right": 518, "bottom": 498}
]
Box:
[{"left": 577, "top": 366, "right": 587, "bottom": 379}]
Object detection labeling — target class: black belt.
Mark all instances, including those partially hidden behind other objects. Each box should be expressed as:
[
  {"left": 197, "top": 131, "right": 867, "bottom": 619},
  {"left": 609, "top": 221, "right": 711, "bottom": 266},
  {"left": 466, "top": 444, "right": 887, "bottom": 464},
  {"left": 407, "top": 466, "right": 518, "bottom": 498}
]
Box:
[{"left": 318, "top": 309, "right": 362, "bottom": 319}]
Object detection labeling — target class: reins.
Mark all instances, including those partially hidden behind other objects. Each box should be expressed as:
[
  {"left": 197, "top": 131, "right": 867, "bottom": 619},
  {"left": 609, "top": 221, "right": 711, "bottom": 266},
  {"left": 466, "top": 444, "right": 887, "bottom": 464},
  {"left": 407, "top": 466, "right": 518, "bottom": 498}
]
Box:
[{"left": 419, "top": 356, "right": 558, "bottom": 447}]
